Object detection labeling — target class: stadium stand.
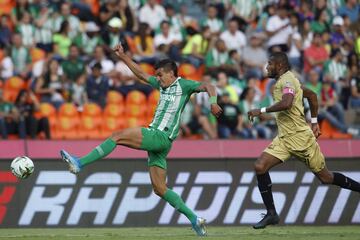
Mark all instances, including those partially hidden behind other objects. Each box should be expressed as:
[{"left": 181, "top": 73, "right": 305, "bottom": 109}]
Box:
[{"left": 0, "top": 0, "right": 359, "bottom": 140}]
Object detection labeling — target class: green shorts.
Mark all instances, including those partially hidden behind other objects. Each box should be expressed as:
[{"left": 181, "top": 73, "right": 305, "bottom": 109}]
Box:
[{"left": 140, "top": 127, "right": 172, "bottom": 169}]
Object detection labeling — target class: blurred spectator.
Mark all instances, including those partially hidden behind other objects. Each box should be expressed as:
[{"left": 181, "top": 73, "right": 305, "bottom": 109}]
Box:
[
  {"left": 311, "top": 9, "right": 330, "bottom": 34},
  {"left": 324, "top": 49, "right": 348, "bottom": 94},
  {"left": 116, "top": 0, "right": 138, "bottom": 34},
  {"left": 350, "top": 66, "right": 360, "bottom": 108},
  {"left": 139, "top": 0, "right": 166, "bottom": 30},
  {"left": 88, "top": 45, "right": 115, "bottom": 75},
  {"left": 181, "top": 96, "right": 217, "bottom": 139},
  {"left": 205, "top": 39, "right": 236, "bottom": 77},
  {"left": 220, "top": 18, "right": 246, "bottom": 52},
  {"left": 256, "top": 3, "right": 276, "bottom": 32},
  {"left": 288, "top": 12, "right": 303, "bottom": 72},
  {"left": 0, "top": 48, "right": 14, "bottom": 80},
  {"left": 101, "top": 17, "right": 129, "bottom": 53},
  {"left": 298, "top": 1, "right": 314, "bottom": 22},
  {"left": 330, "top": 16, "right": 353, "bottom": 50},
  {"left": 11, "top": 0, "right": 31, "bottom": 26},
  {"left": 303, "top": 32, "right": 329, "bottom": 74},
  {"left": 300, "top": 19, "right": 314, "bottom": 49},
  {"left": 164, "top": 4, "right": 184, "bottom": 40},
  {"left": 52, "top": 20, "right": 72, "bottom": 58},
  {"left": 34, "top": 5, "right": 54, "bottom": 53},
  {"left": 62, "top": 45, "right": 85, "bottom": 83},
  {"left": 16, "top": 12, "right": 35, "bottom": 48},
  {"left": 182, "top": 26, "right": 211, "bottom": 68},
  {"left": 53, "top": 2, "right": 81, "bottom": 39},
  {"left": 71, "top": 74, "right": 88, "bottom": 111},
  {"left": 239, "top": 87, "right": 272, "bottom": 139},
  {"left": 305, "top": 69, "right": 322, "bottom": 98},
  {"left": 74, "top": 22, "right": 103, "bottom": 56},
  {"left": 215, "top": 72, "right": 239, "bottom": 104},
  {"left": 319, "top": 78, "right": 359, "bottom": 136},
  {"left": 266, "top": 5, "right": 291, "bottom": 53},
  {"left": 112, "top": 58, "right": 152, "bottom": 96},
  {"left": 154, "top": 21, "right": 182, "bottom": 62},
  {"left": 337, "top": 0, "right": 360, "bottom": 22},
  {"left": 99, "top": 0, "right": 119, "bottom": 27},
  {"left": 86, "top": 62, "right": 109, "bottom": 108},
  {"left": 133, "top": 22, "right": 157, "bottom": 64},
  {"left": 0, "top": 89, "right": 25, "bottom": 139},
  {"left": 230, "top": 0, "right": 257, "bottom": 24},
  {"left": 34, "top": 58, "right": 65, "bottom": 108},
  {"left": 242, "top": 32, "right": 267, "bottom": 79},
  {"left": 10, "top": 33, "right": 31, "bottom": 78},
  {"left": 0, "top": 15, "right": 12, "bottom": 48},
  {"left": 15, "top": 89, "right": 50, "bottom": 139},
  {"left": 217, "top": 91, "right": 243, "bottom": 139},
  {"left": 200, "top": 4, "right": 224, "bottom": 36}
]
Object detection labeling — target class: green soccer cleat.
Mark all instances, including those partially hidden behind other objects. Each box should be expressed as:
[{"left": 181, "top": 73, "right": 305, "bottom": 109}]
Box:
[
  {"left": 60, "top": 150, "right": 82, "bottom": 174},
  {"left": 192, "top": 217, "right": 207, "bottom": 236},
  {"left": 253, "top": 212, "right": 280, "bottom": 229}
]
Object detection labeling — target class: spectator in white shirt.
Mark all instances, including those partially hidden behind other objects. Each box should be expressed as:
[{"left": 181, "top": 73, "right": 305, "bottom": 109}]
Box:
[
  {"left": 88, "top": 45, "right": 114, "bottom": 75},
  {"left": 266, "top": 5, "right": 292, "bottom": 53},
  {"left": 154, "top": 21, "right": 182, "bottom": 62},
  {"left": 242, "top": 32, "right": 267, "bottom": 79},
  {"left": 139, "top": 0, "right": 166, "bottom": 30},
  {"left": 220, "top": 18, "right": 247, "bottom": 52}
]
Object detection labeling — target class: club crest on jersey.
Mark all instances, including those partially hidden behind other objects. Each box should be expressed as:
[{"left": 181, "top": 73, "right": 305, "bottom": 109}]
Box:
[{"left": 160, "top": 94, "right": 176, "bottom": 102}]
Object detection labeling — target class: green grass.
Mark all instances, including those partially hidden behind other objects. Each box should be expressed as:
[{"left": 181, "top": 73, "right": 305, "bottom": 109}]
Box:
[{"left": 1, "top": 226, "right": 360, "bottom": 240}]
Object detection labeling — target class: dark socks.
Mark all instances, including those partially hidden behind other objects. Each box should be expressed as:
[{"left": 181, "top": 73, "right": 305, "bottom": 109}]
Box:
[
  {"left": 257, "top": 172, "right": 276, "bottom": 214},
  {"left": 333, "top": 172, "right": 360, "bottom": 192}
]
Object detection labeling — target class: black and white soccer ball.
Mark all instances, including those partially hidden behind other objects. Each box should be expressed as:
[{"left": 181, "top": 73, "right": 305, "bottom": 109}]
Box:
[{"left": 10, "top": 156, "right": 34, "bottom": 179}]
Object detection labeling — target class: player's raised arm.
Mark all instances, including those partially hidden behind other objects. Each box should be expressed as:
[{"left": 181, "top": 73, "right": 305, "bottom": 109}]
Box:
[
  {"left": 196, "top": 82, "right": 223, "bottom": 118},
  {"left": 302, "top": 86, "right": 321, "bottom": 138},
  {"left": 113, "top": 44, "right": 150, "bottom": 85}
]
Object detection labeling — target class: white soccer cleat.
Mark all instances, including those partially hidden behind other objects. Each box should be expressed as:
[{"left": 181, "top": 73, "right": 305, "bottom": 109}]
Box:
[
  {"left": 192, "top": 217, "right": 207, "bottom": 236},
  {"left": 60, "top": 150, "right": 82, "bottom": 174}
]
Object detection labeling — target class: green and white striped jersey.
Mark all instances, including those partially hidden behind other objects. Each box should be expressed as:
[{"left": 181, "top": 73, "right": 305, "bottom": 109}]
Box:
[{"left": 148, "top": 76, "right": 201, "bottom": 140}]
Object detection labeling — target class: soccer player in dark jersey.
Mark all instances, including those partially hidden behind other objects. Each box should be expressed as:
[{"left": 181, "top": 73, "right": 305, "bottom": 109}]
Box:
[
  {"left": 248, "top": 52, "right": 360, "bottom": 229},
  {"left": 60, "top": 44, "right": 222, "bottom": 236}
]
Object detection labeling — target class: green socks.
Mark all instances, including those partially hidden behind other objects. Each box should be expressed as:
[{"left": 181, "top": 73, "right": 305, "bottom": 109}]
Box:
[
  {"left": 80, "top": 138, "right": 117, "bottom": 166},
  {"left": 163, "top": 189, "right": 197, "bottom": 224}
]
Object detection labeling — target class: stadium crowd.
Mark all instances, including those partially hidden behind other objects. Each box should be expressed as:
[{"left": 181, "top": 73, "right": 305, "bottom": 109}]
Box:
[{"left": 0, "top": 0, "right": 359, "bottom": 140}]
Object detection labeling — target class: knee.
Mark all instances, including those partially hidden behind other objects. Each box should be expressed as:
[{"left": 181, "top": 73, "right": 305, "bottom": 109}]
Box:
[
  {"left": 152, "top": 184, "right": 167, "bottom": 197},
  {"left": 319, "top": 173, "right": 334, "bottom": 185},
  {"left": 254, "top": 161, "right": 267, "bottom": 175},
  {"left": 110, "top": 130, "right": 126, "bottom": 142}
]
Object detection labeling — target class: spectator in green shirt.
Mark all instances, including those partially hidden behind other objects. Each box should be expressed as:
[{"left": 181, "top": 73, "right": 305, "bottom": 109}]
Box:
[
  {"left": 305, "top": 69, "right": 322, "bottom": 99},
  {"left": 62, "top": 44, "right": 85, "bottom": 83},
  {"left": 311, "top": 9, "right": 330, "bottom": 34},
  {"left": 53, "top": 20, "right": 72, "bottom": 58}
]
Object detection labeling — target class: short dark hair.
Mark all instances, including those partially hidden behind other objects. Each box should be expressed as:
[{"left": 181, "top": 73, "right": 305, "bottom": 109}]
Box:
[
  {"left": 270, "top": 52, "right": 291, "bottom": 69},
  {"left": 155, "top": 59, "right": 178, "bottom": 77}
]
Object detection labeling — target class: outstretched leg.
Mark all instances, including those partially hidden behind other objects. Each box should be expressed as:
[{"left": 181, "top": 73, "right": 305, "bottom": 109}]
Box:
[
  {"left": 315, "top": 166, "right": 360, "bottom": 192},
  {"left": 149, "top": 166, "right": 206, "bottom": 236},
  {"left": 60, "top": 128, "right": 143, "bottom": 173},
  {"left": 253, "top": 152, "right": 283, "bottom": 229}
]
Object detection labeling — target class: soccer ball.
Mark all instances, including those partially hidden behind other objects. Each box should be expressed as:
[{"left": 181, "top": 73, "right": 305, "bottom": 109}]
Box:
[{"left": 10, "top": 156, "right": 34, "bottom": 179}]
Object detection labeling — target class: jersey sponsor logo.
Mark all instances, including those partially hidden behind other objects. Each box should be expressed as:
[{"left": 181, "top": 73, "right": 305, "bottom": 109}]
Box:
[
  {"left": 6, "top": 165, "right": 360, "bottom": 227},
  {"left": 160, "top": 94, "right": 176, "bottom": 102}
]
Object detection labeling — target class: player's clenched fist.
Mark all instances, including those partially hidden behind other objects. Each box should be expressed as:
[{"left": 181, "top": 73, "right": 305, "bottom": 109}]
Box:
[
  {"left": 113, "top": 44, "right": 124, "bottom": 57},
  {"left": 211, "top": 104, "right": 223, "bottom": 118}
]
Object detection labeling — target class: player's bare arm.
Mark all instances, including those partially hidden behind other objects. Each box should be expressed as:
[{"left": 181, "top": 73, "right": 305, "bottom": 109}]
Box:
[
  {"left": 196, "top": 82, "right": 223, "bottom": 118},
  {"left": 247, "top": 93, "right": 294, "bottom": 122},
  {"left": 113, "top": 44, "right": 150, "bottom": 85},
  {"left": 302, "top": 86, "right": 321, "bottom": 138}
]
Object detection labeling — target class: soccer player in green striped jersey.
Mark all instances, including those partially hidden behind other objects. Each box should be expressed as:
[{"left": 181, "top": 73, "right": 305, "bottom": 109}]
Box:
[{"left": 60, "top": 44, "right": 222, "bottom": 236}]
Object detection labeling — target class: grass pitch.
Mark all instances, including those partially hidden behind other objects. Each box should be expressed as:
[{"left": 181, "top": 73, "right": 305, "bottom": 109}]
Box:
[{"left": 1, "top": 226, "right": 360, "bottom": 240}]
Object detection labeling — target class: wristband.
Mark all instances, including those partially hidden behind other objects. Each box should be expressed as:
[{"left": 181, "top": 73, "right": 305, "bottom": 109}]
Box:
[
  {"left": 311, "top": 117, "right": 318, "bottom": 124},
  {"left": 210, "top": 96, "right": 217, "bottom": 104},
  {"left": 260, "top": 107, "right": 267, "bottom": 113}
]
